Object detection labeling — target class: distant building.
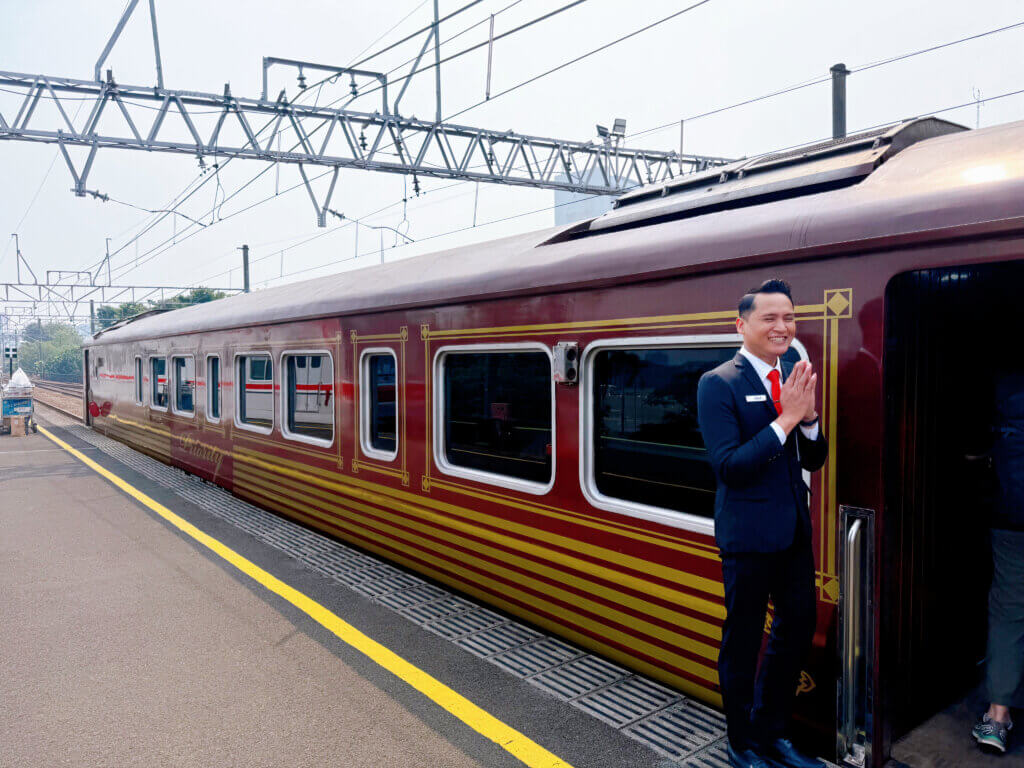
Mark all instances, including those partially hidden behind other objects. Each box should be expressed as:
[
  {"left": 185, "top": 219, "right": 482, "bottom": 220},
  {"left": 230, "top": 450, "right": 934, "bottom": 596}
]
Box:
[{"left": 553, "top": 188, "right": 615, "bottom": 226}]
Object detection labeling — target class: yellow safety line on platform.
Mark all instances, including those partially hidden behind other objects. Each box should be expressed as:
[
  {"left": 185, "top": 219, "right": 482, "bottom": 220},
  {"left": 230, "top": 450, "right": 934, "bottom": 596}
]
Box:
[{"left": 38, "top": 425, "right": 572, "bottom": 768}]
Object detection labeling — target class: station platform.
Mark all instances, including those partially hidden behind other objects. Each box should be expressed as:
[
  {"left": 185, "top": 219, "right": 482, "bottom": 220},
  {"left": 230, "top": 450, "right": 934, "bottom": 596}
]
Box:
[{"left": 2, "top": 403, "right": 736, "bottom": 768}]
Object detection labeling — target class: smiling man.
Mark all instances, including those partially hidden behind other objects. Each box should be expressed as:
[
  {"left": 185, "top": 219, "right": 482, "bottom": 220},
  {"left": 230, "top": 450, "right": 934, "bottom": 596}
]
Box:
[{"left": 697, "top": 279, "right": 828, "bottom": 768}]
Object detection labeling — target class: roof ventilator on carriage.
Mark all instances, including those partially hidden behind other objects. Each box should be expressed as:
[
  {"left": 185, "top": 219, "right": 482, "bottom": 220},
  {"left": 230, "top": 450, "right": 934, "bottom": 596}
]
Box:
[{"left": 543, "top": 118, "right": 968, "bottom": 243}]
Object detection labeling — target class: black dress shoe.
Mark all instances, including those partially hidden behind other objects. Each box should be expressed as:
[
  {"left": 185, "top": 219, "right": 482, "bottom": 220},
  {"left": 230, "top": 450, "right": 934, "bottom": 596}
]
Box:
[
  {"left": 726, "top": 741, "right": 771, "bottom": 768},
  {"left": 759, "top": 738, "right": 823, "bottom": 768}
]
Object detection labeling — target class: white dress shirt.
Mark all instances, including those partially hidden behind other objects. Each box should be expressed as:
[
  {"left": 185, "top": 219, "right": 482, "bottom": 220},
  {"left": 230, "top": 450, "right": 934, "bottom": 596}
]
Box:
[{"left": 738, "top": 346, "right": 820, "bottom": 446}]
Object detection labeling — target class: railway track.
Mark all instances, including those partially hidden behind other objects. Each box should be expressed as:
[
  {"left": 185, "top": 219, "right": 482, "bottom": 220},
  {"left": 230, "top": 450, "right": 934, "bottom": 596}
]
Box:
[
  {"left": 28, "top": 379, "right": 84, "bottom": 422},
  {"left": 32, "top": 379, "right": 84, "bottom": 397}
]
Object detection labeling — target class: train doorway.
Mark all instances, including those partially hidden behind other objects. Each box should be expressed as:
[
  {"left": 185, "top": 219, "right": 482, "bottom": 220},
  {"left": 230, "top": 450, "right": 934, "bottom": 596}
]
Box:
[
  {"left": 882, "top": 260, "right": 1023, "bottom": 761},
  {"left": 83, "top": 349, "right": 91, "bottom": 426}
]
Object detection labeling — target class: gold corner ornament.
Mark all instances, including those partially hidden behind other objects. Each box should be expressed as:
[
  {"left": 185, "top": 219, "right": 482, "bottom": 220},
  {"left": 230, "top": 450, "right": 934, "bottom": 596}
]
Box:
[{"left": 825, "top": 289, "right": 853, "bottom": 318}]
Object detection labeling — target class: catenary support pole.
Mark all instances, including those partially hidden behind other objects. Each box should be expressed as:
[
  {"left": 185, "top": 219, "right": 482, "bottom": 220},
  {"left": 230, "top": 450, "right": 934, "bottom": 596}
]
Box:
[
  {"left": 831, "top": 62, "right": 850, "bottom": 139},
  {"left": 148, "top": 0, "right": 165, "bottom": 90},
  {"left": 485, "top": 14, "right": 494, "bottom": 100},
  {"left": 433, "top": 0, "right": 442, "bottom": 123},
  {"left": 241, "top": 244, "right": 250, "bottom": 293}
]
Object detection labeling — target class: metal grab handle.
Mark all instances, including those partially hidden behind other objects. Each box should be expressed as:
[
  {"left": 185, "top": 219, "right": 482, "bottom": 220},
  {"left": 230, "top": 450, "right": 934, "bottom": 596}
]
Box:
[{"left": 841, "top": 518, "right": 863, "bottom": 752}]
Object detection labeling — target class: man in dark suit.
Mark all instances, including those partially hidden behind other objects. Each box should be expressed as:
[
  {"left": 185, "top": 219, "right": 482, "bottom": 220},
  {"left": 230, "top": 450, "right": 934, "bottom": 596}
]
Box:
[{"left": 697, "top": 279, "right": 828, "bottom": 768}]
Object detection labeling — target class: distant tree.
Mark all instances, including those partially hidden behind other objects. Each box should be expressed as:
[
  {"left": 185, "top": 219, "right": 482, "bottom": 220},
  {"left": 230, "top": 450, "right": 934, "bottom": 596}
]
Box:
[
  {"left": 95, "top": 301, "right": 151, "bottom": 329},
  {"left": 16, "top": 321, "right": 83, "bottom": 382},
  {"left": 95, "top": 304, "right": 120, "bottom": 329},
  {"left": 22, "top": 319, "right": 47, "bottom": 342},
  {"left": 46, "top": 347, "right": 83, "bottom": 379},
  {"left": 94, "top": 287, "right": 226, "bottom": 330},
  {"left": 150, "top": 287, "right": 226, "bottom": 311}
]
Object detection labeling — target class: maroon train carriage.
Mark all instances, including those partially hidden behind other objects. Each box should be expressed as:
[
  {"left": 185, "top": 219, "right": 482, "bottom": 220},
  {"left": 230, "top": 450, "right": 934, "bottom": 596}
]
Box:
[{"left": 82, "top": 117, "right": 1024, "bottom": 767}]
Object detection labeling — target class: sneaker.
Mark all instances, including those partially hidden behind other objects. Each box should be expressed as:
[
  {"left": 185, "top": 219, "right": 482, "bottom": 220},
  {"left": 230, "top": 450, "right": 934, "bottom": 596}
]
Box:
[{"left": 973, "top": 713, "right": 1012, "bottom": 753}]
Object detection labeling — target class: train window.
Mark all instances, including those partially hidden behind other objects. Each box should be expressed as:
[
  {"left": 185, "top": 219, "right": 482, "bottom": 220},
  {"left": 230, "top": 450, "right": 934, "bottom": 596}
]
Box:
[
  {"left": 150, "top": 357, "right": 168, "bottom": 410},
  {"left": 360, "top": 349, "right": 398, "bottom": 461},
  {"left": 172, "top": 356, "right": 195, "bottom": 416},
  {"left": 283, "top": 352, "right": 334, "bottom": 446},
  {"left": 235, "top": 353, "right": 273, "bottom": 433},
  {"left": 134, "top": 357, "right": 143, "bottom": 404},
  {"left": 581, "top": 335, "right": 743, "bottom": 534},
  {"left": 206, "top": 355, "right": 221, "bottom": 422},
  {"left": 434, "top": 344, "right": 554, "bottom": 494}
]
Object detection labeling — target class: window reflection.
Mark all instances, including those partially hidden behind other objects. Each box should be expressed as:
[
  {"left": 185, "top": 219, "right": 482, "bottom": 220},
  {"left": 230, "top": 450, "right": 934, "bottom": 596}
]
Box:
[
  {"left": 443, "top": 351, "right": 551, "bottom": 484},
  {"left": 592, "top": 346, "right": 736, "bottom": 517}
]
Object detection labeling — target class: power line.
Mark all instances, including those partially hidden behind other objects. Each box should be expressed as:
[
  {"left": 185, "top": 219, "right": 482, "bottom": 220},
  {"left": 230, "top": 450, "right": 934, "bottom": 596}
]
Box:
[
  {"left": 853, "top": 19, "right": 1024, "bottom": 74},
  {"left": 266, "top": 191, "right": 595, "bottom": 285},
  {"left": 627, "top": 17, "right": 1024, "bottom": 140},
  {"left": 376, "top": 0, "right": 527, "bottom": 85},
  {"left": 91, "top": 1, "right": 458, "bottom": 278},
  {"left": 347, "top": 0, "right": 433, "bottom": 64},
  {"left": 223, "top": 82, "right": 1024, "bottom": 291},
  {"left": 107, "top": 0, "right": 596, "bottom": 281},
  {"left": 349, "top": 0, "right": 487, "bottom": 69},
  {"left": 445, "top": 0, "right": 715, "bottom": 122},
  {"left": 353, "top": 0, "right": 591, "bottom": 98}
]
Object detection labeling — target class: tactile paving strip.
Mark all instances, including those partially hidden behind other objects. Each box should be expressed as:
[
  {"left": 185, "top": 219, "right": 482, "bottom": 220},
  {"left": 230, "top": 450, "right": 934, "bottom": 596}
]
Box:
[
  {"left": 50, "top": 413, "right": 730, "bottom": 764},
  {"left": 624, "top": 700, "right": 726, "bottom": 760}
]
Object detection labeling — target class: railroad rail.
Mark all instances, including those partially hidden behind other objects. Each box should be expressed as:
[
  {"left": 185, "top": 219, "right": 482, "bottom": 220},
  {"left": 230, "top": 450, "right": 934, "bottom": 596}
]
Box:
[
  {"left": 32, "top": 379, "right": 84, "bottom": 396},
  {"left": 30, "top": 378, "right": 84, "bottom": 422}
]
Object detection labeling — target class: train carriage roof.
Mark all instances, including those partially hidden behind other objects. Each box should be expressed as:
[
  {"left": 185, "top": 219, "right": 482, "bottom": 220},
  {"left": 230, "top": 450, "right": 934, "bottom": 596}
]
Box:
[{"left": 88, "top": 117, "right": 1024, "bottom": 345}]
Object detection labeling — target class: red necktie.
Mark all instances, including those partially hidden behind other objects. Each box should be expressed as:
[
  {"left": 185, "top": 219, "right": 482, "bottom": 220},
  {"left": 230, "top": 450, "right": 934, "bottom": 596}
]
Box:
[{"left": 767, "top": 369, "right": 782, "bottom": 415}]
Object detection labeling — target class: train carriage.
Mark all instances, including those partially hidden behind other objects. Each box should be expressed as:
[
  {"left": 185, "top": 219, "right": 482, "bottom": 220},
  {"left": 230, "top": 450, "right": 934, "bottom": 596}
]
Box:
[{"left": 82, "top": 116, "right": 1024, "bottom": 767}]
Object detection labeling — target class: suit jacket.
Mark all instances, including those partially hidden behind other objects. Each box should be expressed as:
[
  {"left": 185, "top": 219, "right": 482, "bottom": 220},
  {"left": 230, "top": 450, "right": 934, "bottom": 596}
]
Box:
[{"left": 696, "top": 352, "right": 828, "bottom": 554}]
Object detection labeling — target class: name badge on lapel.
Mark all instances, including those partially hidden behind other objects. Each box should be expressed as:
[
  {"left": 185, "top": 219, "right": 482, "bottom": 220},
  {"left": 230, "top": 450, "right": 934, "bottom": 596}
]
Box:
[{"left": 745, "top": 394, "right": 768, "bottom": 403}]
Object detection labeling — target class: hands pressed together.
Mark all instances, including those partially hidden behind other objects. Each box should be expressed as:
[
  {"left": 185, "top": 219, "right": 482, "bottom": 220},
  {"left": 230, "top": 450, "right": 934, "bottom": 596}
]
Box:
[{"left": 777, "top": 360, "right": 818, "bottom": 433}]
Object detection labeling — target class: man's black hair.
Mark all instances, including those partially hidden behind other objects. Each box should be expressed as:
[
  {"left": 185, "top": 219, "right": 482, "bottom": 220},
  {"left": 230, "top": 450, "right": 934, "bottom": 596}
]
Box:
[{"left": 738, "top": 279, "right": 793, "bottom": 318}]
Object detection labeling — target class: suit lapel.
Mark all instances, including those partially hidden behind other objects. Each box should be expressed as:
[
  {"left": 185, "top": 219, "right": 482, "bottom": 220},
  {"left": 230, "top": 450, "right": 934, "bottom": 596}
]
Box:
[{"left": 734, "top": 352, "right": 780, "bottom": 420}]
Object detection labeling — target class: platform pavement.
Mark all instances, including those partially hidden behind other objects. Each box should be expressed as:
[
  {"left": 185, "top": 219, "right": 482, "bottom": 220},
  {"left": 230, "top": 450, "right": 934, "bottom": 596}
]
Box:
[{"left": 2, "top": 406, "right": 712, "bottom": 768}]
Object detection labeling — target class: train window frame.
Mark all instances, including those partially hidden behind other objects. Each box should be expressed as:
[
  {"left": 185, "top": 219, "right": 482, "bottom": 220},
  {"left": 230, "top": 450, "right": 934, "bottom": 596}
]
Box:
[
  {"left": 578, "top": 334, "right": 810, "bottom": 535},
  {"left": 432, "top": 342, "right": 555, "bottom": 496},
  {"left": 170, "top": 354, "right": 196, "bottom": 418},
  {"left": 359, "top": 347, "right": 399, "bottom": 462},
  {"left": 279, "top": 349, "right": 335, "bottom": 449},
  {"left": 580, "top": 333, "right": 738, "bottom": 536},
  {"left": 204, "top": 354, "right": 222, "bottom": 424},
  {"left": 134, "top": 356, "right": 144, "bottom": 405},
  {"left": 148, "top": 355, "right": 168, "bottom": 412},
  {"left": 233, "top": 351, "right": 274, "bottom": 435}
]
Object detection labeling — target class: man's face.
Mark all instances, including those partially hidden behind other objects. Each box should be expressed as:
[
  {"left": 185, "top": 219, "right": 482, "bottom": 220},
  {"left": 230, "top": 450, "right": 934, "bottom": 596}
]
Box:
[{"left": 736, "top": 292, "right": 796, "bottom": 364}]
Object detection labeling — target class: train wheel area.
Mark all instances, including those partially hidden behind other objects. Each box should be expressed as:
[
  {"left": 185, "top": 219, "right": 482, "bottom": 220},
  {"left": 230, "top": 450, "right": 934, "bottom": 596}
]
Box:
[{"left": 2, "top": 401, "right": 768, "bottom": 768}]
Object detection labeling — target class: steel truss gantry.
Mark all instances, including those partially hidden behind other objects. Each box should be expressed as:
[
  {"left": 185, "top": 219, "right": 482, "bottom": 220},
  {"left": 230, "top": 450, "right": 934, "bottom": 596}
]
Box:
[
  {"left": 0, "top": 69, "right": 727, "bottom": 210},
  {"left": 1, "top": 236, "right": 239, "bottom": 323},
  {"left": 1, "top": 282, "right": 240, "bottom": 325}
]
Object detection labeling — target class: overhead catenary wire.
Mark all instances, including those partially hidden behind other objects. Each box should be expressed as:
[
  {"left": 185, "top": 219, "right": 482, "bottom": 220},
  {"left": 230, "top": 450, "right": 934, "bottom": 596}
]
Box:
[
  {"left": 99, "top": 0, "right": 529, "bottom": 280},
  {"left": 82, "top": 0, "right": 456, "bottom": 278},
  {"left": 106, "top": 0, "right": 585, "bottom": 281},
  {"left": 347, "top": 0, "right": 591, "bottom": 100},
  {"left": 627, "top": 17, "right": 1024, "bottom": 140},
  {"left": 81, "top": 7, "right": 1024, "bottom": 289},
  {"left": 443, "top": 0, "right": 715, "bottom": 122},
  {"left": 199, "top": 82, "right": 1024, "bottom": 291},
  {"left": 259, "top": 190, "right": 598, "bottom": 287},
  {"left": 346, "top": 0, "right": 433, "bottom": 65}
]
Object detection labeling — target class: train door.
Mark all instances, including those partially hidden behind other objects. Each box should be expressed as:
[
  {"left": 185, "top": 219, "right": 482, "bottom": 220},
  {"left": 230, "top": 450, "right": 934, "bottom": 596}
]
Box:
[
  {"left": 83, "top": 349, "right": 92, "bottom": 426},
  {"left": 881, "top": 261, "right": 1022, "bottom": 764}
]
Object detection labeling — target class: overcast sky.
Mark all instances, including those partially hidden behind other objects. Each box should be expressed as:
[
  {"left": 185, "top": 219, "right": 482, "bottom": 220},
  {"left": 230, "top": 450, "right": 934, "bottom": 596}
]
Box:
[{"left": 1, "top": 0, "right": 1021, "bottom": 323}]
